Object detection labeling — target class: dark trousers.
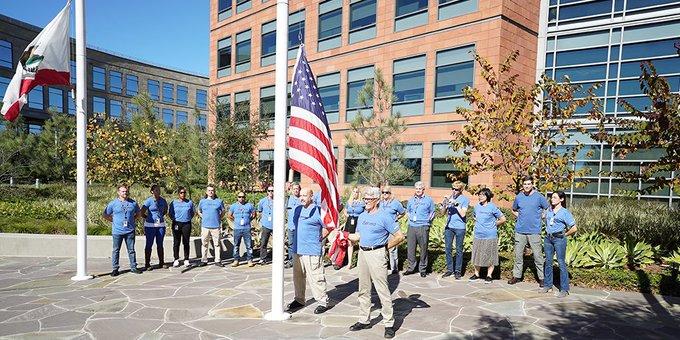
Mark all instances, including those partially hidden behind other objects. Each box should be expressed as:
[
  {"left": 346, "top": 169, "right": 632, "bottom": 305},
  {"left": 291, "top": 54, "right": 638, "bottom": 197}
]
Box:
[
  {"left": 445, "top": 228, "right": 466, "bottom": 274},
  {"left": 172, "top": 221, "right": 192, "bottom": 261},
  {"left": 407, "top": 226, "right": 430, "bottom": 273},
  {"left": 260, "top": 227, "right": 273, "bottom": 261}
]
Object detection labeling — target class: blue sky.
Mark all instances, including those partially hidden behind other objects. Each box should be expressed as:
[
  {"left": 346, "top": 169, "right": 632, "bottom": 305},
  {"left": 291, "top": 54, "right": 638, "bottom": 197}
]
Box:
[{"left": 1, "top": 0, "right": 209, "bottom": 76}]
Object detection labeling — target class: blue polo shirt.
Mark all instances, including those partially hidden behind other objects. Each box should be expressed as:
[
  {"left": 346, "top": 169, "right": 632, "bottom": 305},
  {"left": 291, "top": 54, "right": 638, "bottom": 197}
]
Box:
[
  {"left": 313, "top": 191, "right": 322, "bottom": 206},
  {"left": 445, "top": 194, "right": 470, "bottom": 230},
  {"left": 104, "top": 199, "right": 141, "bottom": 235},
  {"left": 357, "top": 210, "right": 399, "bottom": 247},
  {"left": 257, "top": 197, "right": 274, "bottom": 230},
  {"left": 345, "top": 200, "right": 366, "bottom": 217},
  {"left": 286, "top": 195, "right": 302, "bottom": 230},
  {"left": 229, "top": 202, "right": 255, "bottom": 229},
  {"left": 474, "top": 202, "right": 503, "bottom": 239},
  {"left": 512, "top": 191, "right": 549, "bottom": 234},
  {"left": 198, "top": 198, "right": 224, "bottom": 229},
  {"left": 545, "top": 207, "right": 576, "bottom": 234},
  {"left": 169, "top": 199, "right": 194, "bottom": 223},
  {"left": 380, "top": 199, "right": 405, "bottom": 221},
  {"left": 142, "top": 197, "right": 168, "bottom": 224},
  {"left": 407, "top": 195, "right": 435, "bottom": 228},
  {"left": 293, "top": 204, "right": 324, "bottom": 256}
]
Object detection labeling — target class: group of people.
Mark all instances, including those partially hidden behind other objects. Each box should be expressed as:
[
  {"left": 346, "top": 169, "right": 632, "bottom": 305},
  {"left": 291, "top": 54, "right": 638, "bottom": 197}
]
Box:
[{"left": 104, "top": 176, "right": 577, "bottom": 338}]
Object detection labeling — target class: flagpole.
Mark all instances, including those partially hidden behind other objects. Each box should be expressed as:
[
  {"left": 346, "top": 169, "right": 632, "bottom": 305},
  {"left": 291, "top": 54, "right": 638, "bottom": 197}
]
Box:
[
  {"left": 264, "top": 0, "right": 290, "bottom": 321},
  {"left": 71, "top": 0, "right": 92, "bottom": 281}
]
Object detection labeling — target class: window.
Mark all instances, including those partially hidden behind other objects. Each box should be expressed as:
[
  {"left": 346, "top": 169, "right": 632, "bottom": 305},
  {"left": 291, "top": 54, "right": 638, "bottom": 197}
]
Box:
[
  {"left": 318, "top": 0, "right": 342, "bottom": 51},
  {"left": 93, "top": 96, "right": 106, "bottom": 115},
  {"left": 346, "top": 65, "right": 374, "bottom": 121},
  {"left": 197, "top": 89, "right": 207, "bottom": 109},
  {"left": 126, "top": 102, "right": 138, "bottom": 121},
  {"left": 70, "top": 61, "right": 76, "bottom": 85},
  {"left": 197, "top": 113, "right": 207, "bottom": 130},
  {"left": 109, "top": 71, "right": 122, "bottom": 94},
  {"left": 92, "top": 66, "right": 105, "bottom": 90},
  {"left": 431, "top": 142, "right": 467, "bottom": 188},
  {"left": 163, "top": 83, "right": 174, "bottom": 103},
  {"left": 68, "top": 95, "right": 76, "bottom": 115},
  {"left": 236, "top": 0, "right": 251, "bottom": 13},
  {"left": 0, "top": 40, "right": 11, "bottom": 68},
  {"left": 163, "top": 108, "right": 174, "bottom": 128},
  {"left": 48, "top": 88, "right": 63, "bottom": 113},
  {"left": 288, "top": 10, "right": 305, "bottom": 59},
  {"left": 217, "top": 94, "right": 231, "bottom": 120},
  {"left": 259, "top": 149, "right": 303, "bottom": 182},
  {"left": 217, "top": 37, "right": 232, "bottom": 77},
  {"left": 109, "top": 100, "right": 123, "bottom": 120},
  {"left": 176, "top": 110, "right": 188, "bottom": 125},
  {"left": 218, "top": 0, "right": 232, "bottom": 21},
  {"left": 392, "top": 144, "right": 422, "bottom": 186},
  {"left": 0, "top": 76, "right": 9, "bottom": 101},
  {"left": 395, "top": 0, "right": 428, "bottom": 32},
  {"left": 177, "top": 85, "right": 188, "bottom": 105},
  {"left": 344, "top": 147, "right": 367, "bottom": 184},
  {"left": 434, "top": 45, "right": 474, "bottom": 113},
  {"left": 28, "top": 86, "right": 44, "bottom": 110},
  {"left": 147, "top": 80, "right": 160, "bottom": 100},
  {"left": 438, "top": 0, "right": 477, "bottom": 20},
  {"left": 235, "top": 30, "right": 251, "bottom": 73},
  {"left": 317, "top": 72, "right": 340, "bottom": 123},
  {"left": 28, "top": 124, "right": 42, "bottom": 135},
  {"left": 392, "top": 55, "right": 426, "bottom": 116},
  {"left": 260, "top": 86, "right": 275, "bottom": 125},
  {"left": 126, "top": 74, "right": 138, "bottom": 96},
  {"left": 234, "top": 91, "right": 250, "bottom": 123},
  {"left": 349, "top": 0, "right": 376, "bottom": 44},
  {"left": 261, "top": 20, "right": 277, "bottom": 67}
]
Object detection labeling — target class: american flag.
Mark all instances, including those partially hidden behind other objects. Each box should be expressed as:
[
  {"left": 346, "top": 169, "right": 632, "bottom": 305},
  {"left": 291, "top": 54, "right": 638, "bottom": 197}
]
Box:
[{"left": 288, "top": 45, "right": 340, "bottom": 230}]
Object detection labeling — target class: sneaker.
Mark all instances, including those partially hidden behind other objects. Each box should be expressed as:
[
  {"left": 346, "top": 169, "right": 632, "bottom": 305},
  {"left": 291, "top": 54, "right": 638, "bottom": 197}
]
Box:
[
  {"left": 173, "top": 260, "right": 180, "bottom": 267},
  {"left": 454, "top": 272, "right": 461, "bottom": 280},
  {"left": 384, "top": 326, "right": 396, "bottom": 338},
  {"left": 198, "top": 262, "right": 207, "bottom": 267},
  {"left": 468, "top": 274, "right": 480, "bottom": 282},
  {"left": 258, "top": 259, "right": 266, "bottom": 265},
  {"left": 111, "top": 269, "right": 120, "bottom": 277},
  {"left": 184, "top": 260, "right": 191, "bottom": 267},
  {"left": 403, "top": 269, "right": 417, "bottom": 276},
  {"left": 284, "top": 261, "right": 293, "bottom": 269},
  {"left": 507, "top": 277, "right": 520, "bottom": 285},
  {"left": 556, "top": 290, "right": 569, "bottom": 298},
  {"left": 248, "top": 261, "right": 255, "bottom": 267},
  {"left": 485, "top": 276, "right": 493, "bottom": 284},
  {"left": 539, "top": 287, "right": 552, "bottom": 294},
  {"left": 314, "top": 305, "right": 329, "bottom": 314},
  {"left": 420, "top": 272, "right": 427, "bottom": 278},
  {"left": 442, "top": 271, "right": 453, "bottom": 278},
  {"left": 130, "top": 268, "right": 143, "bottom": 274},
  {"left": 349, "top": 322, "right": 371, "bottom": 331},
  {"left": 231, "top": 260, "right": 240, "bottom": 267},
  {"left": 215, "top": 262, "right": 225, "bottom": 267}
]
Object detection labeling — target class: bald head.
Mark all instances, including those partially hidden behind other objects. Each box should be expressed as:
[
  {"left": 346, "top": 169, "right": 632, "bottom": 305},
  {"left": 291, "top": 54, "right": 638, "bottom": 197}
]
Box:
[{"left": 301, "top": 187, "right": 314, "bottom": 207}]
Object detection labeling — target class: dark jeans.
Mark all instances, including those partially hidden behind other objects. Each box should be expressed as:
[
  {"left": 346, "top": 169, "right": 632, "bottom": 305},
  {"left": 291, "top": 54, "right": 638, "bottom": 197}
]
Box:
[
  {"left": 407, "top": 226, "right": 430, "bottom": 273},
  {"left": 172, "top": 221, "right": 192, "bottom": 261},
  {"left": 112, "top": 232, "right": 136, "bottom": 270},
  {"left": 144, "top": 227, "right": 165, "bottom": 251},
  {"left": 544, "top": 235, "right": 569, "bottom": 292},
  {"left": 445, "top": 228, "right": 466, "bottom": 274},
  {"left": 287, "top": 229, "right": 295, "bottom": 261},
  {"left": 260, "top": 227, "right": 273, "bottom": 261},
  {"left": 233, "top": 228, "right": 253, "bottom": 261}
]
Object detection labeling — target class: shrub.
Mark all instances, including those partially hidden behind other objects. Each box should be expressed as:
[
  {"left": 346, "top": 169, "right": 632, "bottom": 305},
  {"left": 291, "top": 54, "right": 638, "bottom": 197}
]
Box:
[
  {"left": 623, "top": 239, "right": 656, "bottom": 268},
  {"left": 587, "top": 240, "right": 626, "bottom": 269}
]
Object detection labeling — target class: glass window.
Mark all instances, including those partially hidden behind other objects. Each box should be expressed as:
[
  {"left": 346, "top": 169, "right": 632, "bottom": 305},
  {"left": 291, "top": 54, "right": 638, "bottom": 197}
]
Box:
[
  {"left": 126, "top": 74, "right": 138, "bottom": 96},
  {"left": 92, "top": 66, "right": 105, "bottom": 90},
  {"left": 147, "top": 79, "right": 160, "bottom": 100},
  {"left": 319, "top": 0, "right": 342, "bottom": 51},
  {"left": 395, "top": 0, "right": 429, "bottom": 31},
  {"left": 396, "top": 0, "right": 428, "bottom": 17},
  {"left": 28, "top": 86, "right": 44, "bottom": 110},
  {"left": 28, "top": 124, "right": 42, "bottom": 135},
  {"left": 431, "top": 142, "right": 467, "bottom": 188},
  {"left": 621, "top": 38, "right": 679, "bottom": 60},
  {"left": 234, "top": 91, "right": 250, "bottom": 123},
  {"left": 0, "top": 40, "right": 11, "bottom": 68},
  {"left": 217, "top": 94, "right": 231, "bottom": 120},
  {"left": 163, "top": 83, "right": 174, "bottom": 103},
  {"left": 554, "top": 64, "right": 607, "bottom": 82},
  {"left": 48, "top": 87, "right": 63, "bottom": 113},
  {"left": 0, "top": 76, "right": 9, "bottom": 102},
  {"left": 346, "top": 65, "right": 374, "bottom": 121},
  {"left": 438, "top": 0, "right": 478, "bottom": 20},
  {"left": 218, "top": 37, "right": 232, "bottom": 77},
  {"left": 218, "top": 0, "right": 232, "bottom": 21},
  {"left": 163, "top": 108, "right": 174, "bottom": 128},
  {"left": 197, "top": 113, "right": 207, "bottom": 130},
  {"left": 197, "top": 89, "right": 207, "bottom": 109},
  {"left": 93, "top": 96, "right": 106, "bottom": 114},
  {"left": 435, "top": 45, "right": 474, "bottom": 113},
  {"left": 261, "top": 20, "right": 276, "bottom": 67},
  {"left": 318, "top": 72, "right": 340, "bottom": 123},
  {"left": 555, "top": 47, "right": 608, "bottom": 67},
  {"left": 393, "top": 55, "right": 426, "bottom": 116},
  {"left": 176, "top": 110, "right": 188, "bottom": 125},
  {"left": 260, "top": 86, "right": 275, "bottom": 123},
  {"left": 70, "top": 61, "right": 76, "bottom": 85},
  {"left": 109, "top": 71, "right": 122, "bottom": 94},
  {"left": 349, "top": 0, "right": 376, "bottom": 44},
  {"left": 626, "top": 0, "right": 678, "bottom": 11},
  {"left": 235, "top": 30, "right": 251, "bottom": 73},
  {"left": 289, "top": 10, "right": 305, "bottom": 58},
  {"left": 109, "top": 100, "right": 122, "bottom": 120},
  {"left": 392, "top": 144, "right": 423, "bottom": 186},
  {"left": 236, "top": 0, "right": 251, "bottom": 13},
  {"left": 177, "top": 85, "right": 188, "bottom": 105},
  {"left": 126, "top": 102, "right": 138, "bottom": 120},
  {"left": 556, "top": 0, "right": 612, "bottom": 22}
]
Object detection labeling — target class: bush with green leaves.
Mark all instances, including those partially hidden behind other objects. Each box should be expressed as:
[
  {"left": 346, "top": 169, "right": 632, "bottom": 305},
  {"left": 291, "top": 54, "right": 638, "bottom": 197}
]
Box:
[
  {"left": 587, "top": 240, "right": 626, "bottom": 269},
  {"left": 663, "top": 250, "right": 680, "bottom": 269},
  {"left": 623, "top": 239, "right": 656, "bottom": 268}
]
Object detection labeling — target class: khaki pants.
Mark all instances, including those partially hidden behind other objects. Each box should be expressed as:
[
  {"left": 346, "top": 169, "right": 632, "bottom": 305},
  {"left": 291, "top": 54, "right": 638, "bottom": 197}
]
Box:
[
  {"left": 512, "top": 232, "right": 545, "bottom": 280},
  {"left": 358, "top": 248, "right": 394, "bottom": 327},
  {"left": 201, "top": 227, "right": 222, "bottom": 263},
  {"left": 293, "top": 254, "right": 328, "bottom": 307}
]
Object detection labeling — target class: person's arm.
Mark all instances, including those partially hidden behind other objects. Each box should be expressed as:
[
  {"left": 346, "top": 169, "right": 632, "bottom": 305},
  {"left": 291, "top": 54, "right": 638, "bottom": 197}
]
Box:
[
  {"left": 168, "top": 202, "right": 175, "bottom": 221},
  {"left": 348, "top": 232, "right": 360, "bottom": 242},
  {"left": 161, "top": 200, "right": 168, "bottom": 217},
  {"left": 103, "top": 206, "right": 113, "bottom": 222},
  {"left": 134, "top": 204, "right": 142, "bottom": 220},
  {"left": 387, "top": 230, "right": 405, "bottom": 250},
  {"left": 511, "top": 198, "right": 519, "bottom": 218},
  {"left": 496, "top": 214, "right": 507, "bottom": 226},
  {"left": 565, "top": 224, "right": 577, "bottom": 236},
  {"left": 457, "top": 205, "right": 468, "bottom": 218},
  {"left": 250, "top": 205, "right": 256, "bottom": 220},
  {"left": 140, "top": 206, "right": 148, "bottom": 220},
  {"left": 196, "top": 202, "right": 203, "bottom": 218}
]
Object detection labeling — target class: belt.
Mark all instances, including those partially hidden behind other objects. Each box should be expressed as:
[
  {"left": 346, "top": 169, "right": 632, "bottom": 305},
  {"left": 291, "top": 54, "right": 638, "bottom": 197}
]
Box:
[
  {"left": 360, "top": 244, "right": 387, "bottom": 251},
  {"left": 549, "top": 231, "right": 565, "bottom": 238}
]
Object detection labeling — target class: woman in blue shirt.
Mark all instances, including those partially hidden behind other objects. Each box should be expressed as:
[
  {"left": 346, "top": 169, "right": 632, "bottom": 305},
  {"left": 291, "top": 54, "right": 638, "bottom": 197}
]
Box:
[
  {"left": 169, "top": 186, "right": 195, "bottom": 267},
  {"left": 541, "top": 191, "right": 578, "bottom": 298},
  {"left": 470, "top": 188, "right": 506, "bottom": 284},
  {"left": 342, "top": 186, "right": 365, "bottom": 269},
  {"left": 141, "top": 184, "right": 168, "bottom": 270}
]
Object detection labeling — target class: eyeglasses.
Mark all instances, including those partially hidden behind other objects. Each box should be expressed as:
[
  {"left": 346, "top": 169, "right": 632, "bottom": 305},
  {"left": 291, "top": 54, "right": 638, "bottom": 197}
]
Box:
[
  {"left": 238, "top": 196, "right": 245, "bottom": 198},
  {"left": 452, "top": 188, "right": 461, "bottom": 191},
  {"left": 179, "top": 191, "right": 186, "bottom": 194},
  {"left": 267, "top": 189, "right": 274, "bottom": 192},
  {"left": 363, "top": 197, "right": 378, "bottom": 201},
  {"left": 381, "top": 191, "right": 391, "bottom": 194}
]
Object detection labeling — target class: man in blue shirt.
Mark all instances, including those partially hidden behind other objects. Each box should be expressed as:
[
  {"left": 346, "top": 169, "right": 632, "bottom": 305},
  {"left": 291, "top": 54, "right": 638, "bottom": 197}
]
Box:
[
  {"left": 348, "top": 187, "right": 405, "bottom": 339},
  {"left": 441, "top": 181, "right": 470, "bottom": 280},
  {"left": 103, "top": 184, "right": 142, "bottom": 276},
  {"left": 229, "top": 191, "right": 257, "bottom": 267},
  {"left": 379, "top": 185, "right": 405, "bottom": 274},
  {"left": 197, "top": 185, "right": 225, "bottom": 267},
  {"left": 285, "top": 182, "right": 302, "bottom": 268},
  {"left": 404, "top": 181, "right": 436, "bottom": 277},
  {"left": 257, "top": 186, "right": 275, "bottom": 265},
  {"left": 286, "top": 187, "right": 330, "bottom": 315},
  {"left": 141, "top": 184, "right": 168, "bottom": 271},
  {"left": 509, "top": 176, "right": 550, "bottom": 287}
]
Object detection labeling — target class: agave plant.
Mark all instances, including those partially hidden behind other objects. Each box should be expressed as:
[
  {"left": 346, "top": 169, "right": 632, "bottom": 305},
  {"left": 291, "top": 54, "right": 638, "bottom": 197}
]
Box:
[
  {"left": 565, "top": 239, "right": 593, "bottom": 268},
  {"left": 663, "top": 249, "right": 680, "bottom": 269},
  {"left": 623, "top": 238, "right": 656, "bottom": 268},
  {"left": 588, "top": 240, "right": 626, "bottom": 269}
]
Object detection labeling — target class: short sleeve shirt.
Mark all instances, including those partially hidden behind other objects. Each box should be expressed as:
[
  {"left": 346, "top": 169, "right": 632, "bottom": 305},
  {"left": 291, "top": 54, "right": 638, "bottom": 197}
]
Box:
[
  {"left": 104, "top": 199, "right": 141, "bottom": 235},
  {"left": 356, "top": 210, "right": 400, "bottom": 247},
  {"left": 407, "top": 195, "right": 435, "bottom": 227},
  {"left": 143, "top": 197, "right": 168, "bottom": 224},
  {"left": 445, "top": 194, "right": 470, "bottom": 230},
  {"left": 545, "top": 207, "right": 576, "bottom": 234},
  {"left": 229, "top": 202, "right": 256, "bottom": 229},
  {"left": 379, "top": 199, "right": 405, "bottom": 221},
  {"left": 169, "top": 199, "right": 194, "bottom": 223},
  {"left": 198, "top": 198, "right": 224, "bottom": 229},
  {"left": 473, "top": 202, "right": 503, "bottom": 239},
  {"left": 286, "top": 195, "right": 302, "bottom": 230},
  {"left": 293, "top": 204, "right": 324, "bottom": 256},
  {"left": 346, "top": 200, "right": 366, "bottom": 217},
  {"left": 512, "top": 191, "right": 549, "bottom": 234},
  {"left": 257, "top": 197, "right": 274, "bottom": 230}
]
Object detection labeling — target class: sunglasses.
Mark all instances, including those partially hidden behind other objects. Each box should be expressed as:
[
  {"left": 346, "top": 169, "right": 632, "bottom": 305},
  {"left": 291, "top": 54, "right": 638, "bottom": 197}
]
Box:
[
  {"left": 452, "top": 188, "right": 461, "bottom": 191},
  {"left": 238, "top": 196, "right": 245, "bottom": 198},
  {"left": 179, "top": 191, "right": 186, "bottom": 194},
  {"left": 267, "top": 189, "right": 274, "bottom": 192},
  {"left": 382, "top": 191, "right": 391, "bottom": 194}
]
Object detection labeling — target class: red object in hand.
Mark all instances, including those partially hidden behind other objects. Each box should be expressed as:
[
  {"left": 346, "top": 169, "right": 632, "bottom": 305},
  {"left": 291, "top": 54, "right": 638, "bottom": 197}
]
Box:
[{"left": 328, "top": 231, "right": 349, "bottom": 268}]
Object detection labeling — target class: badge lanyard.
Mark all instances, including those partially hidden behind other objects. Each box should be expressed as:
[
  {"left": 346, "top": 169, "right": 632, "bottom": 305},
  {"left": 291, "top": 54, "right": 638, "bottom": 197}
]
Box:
[{"left": 411, "top": 196, "right": 422, "bottom": 221}]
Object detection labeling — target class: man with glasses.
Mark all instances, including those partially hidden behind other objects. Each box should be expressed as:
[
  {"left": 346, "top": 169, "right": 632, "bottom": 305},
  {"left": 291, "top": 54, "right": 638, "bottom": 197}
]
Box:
[
  {"left": 441, "top": 181, "right": 469, "bottom": 280},
  {"left": 378, "top": 185, "right": 405, "bottom": 274},
  {"left": 404, "top": 181, "right": 436, "bottom": 277},
  {"left": 285, "top": 182, "right": 302, "bottom": 269},
  {"left": 103, "top": 183, "right": 142, "bottom": 276},
  {"left": 257, "top": 186, "right": 275, "bottom": 265},
  {"left": 229, "top": 191, "right": 257, "bottom": 267},
  {"left": 198, "top": 185, "right": 225, "bottom": 267}
]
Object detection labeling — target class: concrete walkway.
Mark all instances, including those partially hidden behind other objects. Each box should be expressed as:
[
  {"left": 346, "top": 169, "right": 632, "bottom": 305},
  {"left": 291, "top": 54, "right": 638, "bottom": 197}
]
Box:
[{"left": 0, "top": 256, "right": 678, "bottom": 339}]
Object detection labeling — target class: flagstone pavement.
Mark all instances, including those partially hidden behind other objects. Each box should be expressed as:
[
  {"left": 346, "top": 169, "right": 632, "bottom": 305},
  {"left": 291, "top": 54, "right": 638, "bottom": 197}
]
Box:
[{"left": 0, "top": 256, "right": 678, "bottom": 339}]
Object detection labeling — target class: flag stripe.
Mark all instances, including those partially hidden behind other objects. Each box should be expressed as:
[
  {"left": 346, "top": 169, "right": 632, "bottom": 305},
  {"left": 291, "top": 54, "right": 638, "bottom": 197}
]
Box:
[{"left": 288, "top": 138, "right": 337, "bottom": 201}]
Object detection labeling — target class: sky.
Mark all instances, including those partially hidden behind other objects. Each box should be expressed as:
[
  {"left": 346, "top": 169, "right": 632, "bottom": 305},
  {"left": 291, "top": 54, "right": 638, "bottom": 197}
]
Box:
[{"left": 1, "top": 0, "right": 209, "bottom": 76}]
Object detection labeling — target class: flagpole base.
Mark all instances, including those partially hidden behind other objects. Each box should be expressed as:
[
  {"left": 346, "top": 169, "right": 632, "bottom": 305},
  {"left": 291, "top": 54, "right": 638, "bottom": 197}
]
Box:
[
  {"left": 264, "top": 311, "right": 291, "bottom": 321},
  {"left": 71, "top": 275, "right": 93, "bottom": 281}
]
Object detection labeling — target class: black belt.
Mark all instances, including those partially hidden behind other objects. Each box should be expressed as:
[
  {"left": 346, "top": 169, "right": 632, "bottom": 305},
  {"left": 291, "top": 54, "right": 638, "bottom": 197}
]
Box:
[
  {"left": 549, "top": 231, "right": 565, "bottom": 238},
  {"left": 360, "top": 244, "right": 387, "bottom": 251}
]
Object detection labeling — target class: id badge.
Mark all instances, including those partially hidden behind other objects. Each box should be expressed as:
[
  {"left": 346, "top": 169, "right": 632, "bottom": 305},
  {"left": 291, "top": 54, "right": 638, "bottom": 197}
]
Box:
[
  {"left": 123, "top": 220, "right": 128, "bottom": 227},
  {"left": 267, "top": 216, "right": 272, "bottom": 222},
  {"left": 155, "top": 218, "right": 160, "bottom": 224},
  {"left": 174, "top": 224, "right": 179, "bottom": 231},
  {"left": 350, "top": 218, "right": 355, "bottom": 226},
  {"left": 240, "top": 218, "right": 245, "bottom": 226},
  {"left": 412, "top": 215, "right": 417, "bottom": 222}
]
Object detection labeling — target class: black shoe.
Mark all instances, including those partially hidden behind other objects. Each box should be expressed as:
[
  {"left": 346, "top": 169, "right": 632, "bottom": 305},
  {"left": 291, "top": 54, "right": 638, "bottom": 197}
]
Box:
[
  {"left": 333, "top": 265, "right": 341, "bottom": 270},
  {"left": 420, "top": 272, "right": 427, "bottom": 278},
  {"left": 384, "top": 327, "right": 396, "bottom": 338},
  {"left": 111, "top": 269, "right": 119, "bottom": 277},
  {"left": 403, "top": 269, "right": 417, "bottom": 276},
  {"left": 454, "top": 272, "right": 461, "bottom": 280},
  {"left": 130, "top": 268, "right": 142, "bottom": 274},
  {"left": 145, "top": 264, "right": 153, "bottom": 271},
  {"left": 538, "top": 279, "right": 545, "bottom": 288},
  {"left": 215, "top": 262, "right": 224, "bottom": 267},
  {"left": 284, "top": 261, "right": 293, "bottom": 269},
  {"left": 442, "top": 271, "right": 453, "bottom": 278},
  {"left": 286, "top": 300, "right": 305, "bottom": 312},
  {"left": 349, "top": 322, "right": 371, "bottom": 331},
  {"left": 468, "top": 274, "right": 480, "bottom": 281},
  {"left": 314, "top": 305, "right": 329, "bottom": 314},
  {"left": 507, "top": 277, "right": 520, "bottom": 285},
  {"left": 485, "top": 276, "right": 493, "bottom": 284},
  {"left": 199, "top": 262, "right": 207, "bottom": 267}
]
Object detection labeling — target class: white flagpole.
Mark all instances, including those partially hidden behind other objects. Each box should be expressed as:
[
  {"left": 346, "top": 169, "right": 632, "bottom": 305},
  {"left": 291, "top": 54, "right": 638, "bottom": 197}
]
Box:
[
  {"left": 264, "top": 0, "right": 290, "bottom": 320},
  {"left": 71, "top": 0, "right": 92, "bottom": 281}
]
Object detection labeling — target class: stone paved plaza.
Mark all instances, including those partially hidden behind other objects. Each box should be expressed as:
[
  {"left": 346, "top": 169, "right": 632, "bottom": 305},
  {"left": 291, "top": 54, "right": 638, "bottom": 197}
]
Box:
[{"left": 0, "top": 256, "right": 678, "bottom": 339}]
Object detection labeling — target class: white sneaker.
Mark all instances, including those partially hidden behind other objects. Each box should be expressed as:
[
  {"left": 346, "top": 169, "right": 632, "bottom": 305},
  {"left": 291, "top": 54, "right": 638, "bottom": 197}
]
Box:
[
  {"left": 172, "top": 260, "right": 180, "bottom": 267},
  {"left": 183, "top": 260, "right": 191, "bottom": 267}
]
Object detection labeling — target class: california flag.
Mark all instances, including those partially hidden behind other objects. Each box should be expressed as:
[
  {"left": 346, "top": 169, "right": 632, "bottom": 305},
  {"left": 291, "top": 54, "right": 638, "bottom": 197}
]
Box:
[{"left": 1, "top": 1, "right": 71, "bottom": 121}]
